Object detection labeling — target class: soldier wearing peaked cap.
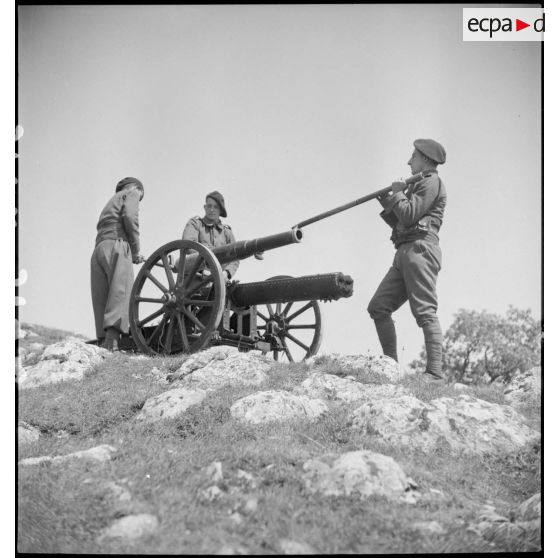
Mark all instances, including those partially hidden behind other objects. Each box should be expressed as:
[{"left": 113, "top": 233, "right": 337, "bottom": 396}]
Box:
[
  {"left": 91, "top": 177, "right": 145, "bottom": 350},
  {"left": 368, "top": 139, "right": 447, "bottom": 380}
]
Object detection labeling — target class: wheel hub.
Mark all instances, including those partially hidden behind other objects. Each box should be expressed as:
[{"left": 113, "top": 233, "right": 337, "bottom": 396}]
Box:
[
  {"left": 266, "top": 314, "right": 286, "bottom": 335},
  {"left": 162, "top": 292, "right": 177, "bottom": 307}
]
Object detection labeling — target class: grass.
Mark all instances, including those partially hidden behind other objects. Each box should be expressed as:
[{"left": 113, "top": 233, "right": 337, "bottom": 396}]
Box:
[{"left": 17, "top": 331, "right": 541, "bottom": 554}]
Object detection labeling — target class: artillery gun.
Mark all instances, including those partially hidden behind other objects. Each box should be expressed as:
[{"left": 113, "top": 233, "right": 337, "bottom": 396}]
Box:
[{"left": 128, "top": 227, "right": 353, "bottom": 361}]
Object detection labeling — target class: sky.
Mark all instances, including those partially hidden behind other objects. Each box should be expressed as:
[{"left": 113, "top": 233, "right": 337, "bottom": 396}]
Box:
[{"left": 17, "top": 4, "right": 542, "bottom": 369}]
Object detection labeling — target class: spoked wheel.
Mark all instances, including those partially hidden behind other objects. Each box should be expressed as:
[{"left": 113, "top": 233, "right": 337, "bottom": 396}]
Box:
[
  {"left": 256, "top": 275, "right": 322, "bottom": 362},
  {"left": 129, "top": 240, "right": 225, "bottom": 355}
]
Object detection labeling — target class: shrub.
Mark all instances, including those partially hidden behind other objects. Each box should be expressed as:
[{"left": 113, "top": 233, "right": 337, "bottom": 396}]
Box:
[{"left": 410, "top": 306, "right": 541, "bottom": 384}]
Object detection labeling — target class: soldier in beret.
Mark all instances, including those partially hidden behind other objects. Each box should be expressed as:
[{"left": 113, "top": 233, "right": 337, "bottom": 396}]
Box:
[
  {"left": 368, "top": 139, "right": 447, "bottom": 379},
  {"left": 182, "top": 191, "right": 240, "bottom": 281},
  {"left": 91, "top": 177, "right": 145, "bottom": 350}
]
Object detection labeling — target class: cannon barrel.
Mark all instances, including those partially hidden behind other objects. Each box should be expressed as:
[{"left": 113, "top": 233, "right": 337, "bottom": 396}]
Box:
[
  {"left": 228, "top": 272, "right": 354, "bottom": 307},
  {"left": 212, "top": 227, "right": 303, "bottom": 264}
]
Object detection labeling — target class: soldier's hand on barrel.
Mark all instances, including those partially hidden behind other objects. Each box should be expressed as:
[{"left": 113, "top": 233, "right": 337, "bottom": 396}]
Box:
[
  {"left": 133, "top": 254, "right": 145, "bottom": 264},
  {"left": 391, "top": 180, "right": 407, "bottom": 193},
  {"left": 254, "top": 251, "right": 265, "bottom": 261}
]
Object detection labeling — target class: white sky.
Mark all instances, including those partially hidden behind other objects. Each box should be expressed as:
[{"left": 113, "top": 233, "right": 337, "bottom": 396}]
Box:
[{"left": 17, "top": 4, "right": 541, "bottom": 369}]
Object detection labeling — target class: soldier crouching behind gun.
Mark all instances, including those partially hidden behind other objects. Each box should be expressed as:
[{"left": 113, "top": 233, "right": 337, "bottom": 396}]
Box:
[
  {"left": 90, "top": 177, "right": 144, "bottom": 350},
  {"left": 368, "top": 139, "right": 447, "bottom": 380}
]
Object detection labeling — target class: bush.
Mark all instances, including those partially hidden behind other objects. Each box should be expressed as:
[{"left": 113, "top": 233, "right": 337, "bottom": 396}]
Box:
[{"left": 410, "top": 306, "right": 541, "bottom": 384}]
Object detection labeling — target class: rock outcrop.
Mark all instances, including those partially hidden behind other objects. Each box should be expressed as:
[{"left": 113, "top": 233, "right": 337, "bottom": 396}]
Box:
[
  {"left": 18, "top": 421, "right": 41, "bottom": 446},
  {"left": 302, "top": 450, "right": 413, "bottom": 500},
  {"left": 307, "top": 353, "right": 400, "bottom": 380},
  {"left": 502, "top": 366, "right": 541, "bottom": 406},
  {"left": 177, "top": 351, "right": 271, "bottom": 391},
  {"left": 97, "top": 514, "right": 159, "bottom": 541},
  {"left": 351, "top": 394, "right": 539, "bottom": 454},
  {"left": 136, "top": 388, "right": 207, "bottom": 422},
  {"left": 18, "top": 337, "right": 106, "bottom": 389},
  {"left": 296, "top": 372, "right": 408, "bottom": 404},
  {"left": 231, "top": 390, "right": 328, "bottom": 424},
  {"left": 19, "top": 444, "right": 117, "bottom": 467}
]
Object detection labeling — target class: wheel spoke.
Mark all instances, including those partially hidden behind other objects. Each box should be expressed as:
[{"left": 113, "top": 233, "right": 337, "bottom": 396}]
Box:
[
  {"left": 176, "top": 313, "right": 190, "bottom": 351},
  {"left": 281, "top": 302, "right": 293, "bottom": 317},
  {"left": 162, "top": 254, "right": 176, "bottom": 290},
  {"left": 146, "top": 317, "right": 167, "bottom": 346},
  {"left": 285, "top": 301, "right": 313, "bottom": 323},
  {"left": 136, "top": 296, "right": 164, "bottom": 303},
  {"left": 286, "top": 324, "right": 317, "bottom": 330},
  {"left": 276, "top": 302, "right": 282, "bottom": 315},
  {"left": 266, "top": 304, "right": 274, "bottom": 316},
  {"left": 181, "top": 305, "right": 206, "bottom": 331},
  {"left": 138, "top": 306, "right": 166, "bottom": 327},
  {"left": 256, "top": 311, "right": 269, "bottom": 321},
  {"left": 164, "top": 313, "right": 175, "bottom": 353},
  {"left": 146, "top": 272, "right": 169, "bottom": 294},
  {"left": 273, "top": 350, "right": 279, "bottom": 361},
  {"left": 284, "top": 331, "right": 310, "bottom": 352},
  {"left": 181, "top": 255, "right": 203, "bottom": 290},
  {"left": 283, "top": 341, "right": 294, "bottom": 362}
]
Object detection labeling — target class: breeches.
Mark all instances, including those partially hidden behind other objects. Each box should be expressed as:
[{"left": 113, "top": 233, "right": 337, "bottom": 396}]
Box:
[
  {"left": 368, "top": 240, "right": 442, "bottom": 327},
  {"left": 90, "top": 239, "right": 134, "bottom": 338}
]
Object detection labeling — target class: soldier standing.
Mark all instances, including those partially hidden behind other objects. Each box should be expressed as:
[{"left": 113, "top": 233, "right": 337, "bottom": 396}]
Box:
[
  {"left": 368, "top": 139, "right": 447, "bottom": 379},
  {"left": 91, "top": 177, "right": 144, "bottom": 350},
  {"left": 182, "top": 191, "right": 240, "bottom": 281}
]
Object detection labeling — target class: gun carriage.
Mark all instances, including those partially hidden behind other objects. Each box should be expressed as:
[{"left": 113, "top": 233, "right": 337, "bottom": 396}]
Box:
[{"left": 128, "top": 227, "right": 353, "bottom": 361}]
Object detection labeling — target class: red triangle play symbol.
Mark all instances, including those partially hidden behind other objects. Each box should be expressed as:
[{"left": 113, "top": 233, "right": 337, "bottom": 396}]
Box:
[{"left": 516, "top": 19, "right": 530, "bottom": 31}]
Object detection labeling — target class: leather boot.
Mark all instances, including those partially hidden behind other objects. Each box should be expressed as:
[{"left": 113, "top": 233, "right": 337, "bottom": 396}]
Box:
[
  {"left": 422, "top": 319, "right": 443, "bottom": 379},
  {"left": 103, "top": 327, "right": 120, "bottom": 351},
  {"left": 374, "top": 317, "right": 398, "bottom": 362}
]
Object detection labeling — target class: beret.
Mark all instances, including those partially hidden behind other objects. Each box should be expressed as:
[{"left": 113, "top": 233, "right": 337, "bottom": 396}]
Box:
[
  {"left": 116, "top": 177, "right": 144, "bottom": 193},
  {"left": 206, "top": 190, "right": 227, "bottom": 218},
  {"left": 413, "top": 139, "right": 446, "bottom": 164}
]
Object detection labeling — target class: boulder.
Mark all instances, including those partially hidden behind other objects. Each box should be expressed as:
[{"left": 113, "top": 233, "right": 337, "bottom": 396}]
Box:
[
  {"left": 19, "top": 444, "right": 117, "bottom": 467},
  {"left": 169, "top": 346, "right": 238, "bottom": 380},
  {"left": 103, "top": 481, "right": 133, "bottom": 503},
  {"left": 351, "top": 394, "right": 540, "bottom": 454},
  {"left": 517, "top": 492, "right": 541, "bottom": 522},
  {"left": 277, "top": 539, "right": 317, "bottom": 554},
  {"left": 411, "top": 521, "right": 447, "bottom": 535},
  {"left": 302, "top": 450, "right": 411, "bottom": 500},
  {"left": 296, "top": 372, "right": 408, "bottom": 404},
  {"left": 174, "top": 350, "right": 270, "bottom": 391},
  {"left": 231, "top": 390, "right": 327, "bottom": 424},
  {"left": 18, "top": 421, "right": 40, "bottom": 445},
  {"left": 453, "top": 383, "right": 469, "bottom": 391},
  {"left": 307, "top": 353, "right": 400, "bottom": 381},
  {"left": 97, "top": 514, "right": 159, "bottom": 541},
  {"left": 136, "top": 388, "right": 207, "bottom": 422},
  {"left": 503, "top": 366, "right": 541, "bottom": 406},
  {"left": 18, "top": 337, "right": 107, "bottom": 389}
]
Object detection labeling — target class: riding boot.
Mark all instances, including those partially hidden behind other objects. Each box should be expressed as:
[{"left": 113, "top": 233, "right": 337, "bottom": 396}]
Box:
[
  {"left": 422, "top": 319, "right": 443, "bottom": 379},
  {"left": 374, "top": 317, "right": 398, "bottom": 362}
]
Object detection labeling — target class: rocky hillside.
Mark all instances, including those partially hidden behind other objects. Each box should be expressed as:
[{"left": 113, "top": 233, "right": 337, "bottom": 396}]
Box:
[{"left": 17, "top": 324, "right": 541, "bottom": 554}]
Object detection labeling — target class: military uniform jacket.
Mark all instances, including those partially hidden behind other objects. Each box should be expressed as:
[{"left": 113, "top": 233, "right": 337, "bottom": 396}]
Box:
[
  {"left": 379, "top": 171, "right": 447, "bottom": 248},
  {"left": 182, "top": 216, "right": 239, "bottom": 278},
  {"left": 95, "top": 189, "right": 141, "bottom": 257}
]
